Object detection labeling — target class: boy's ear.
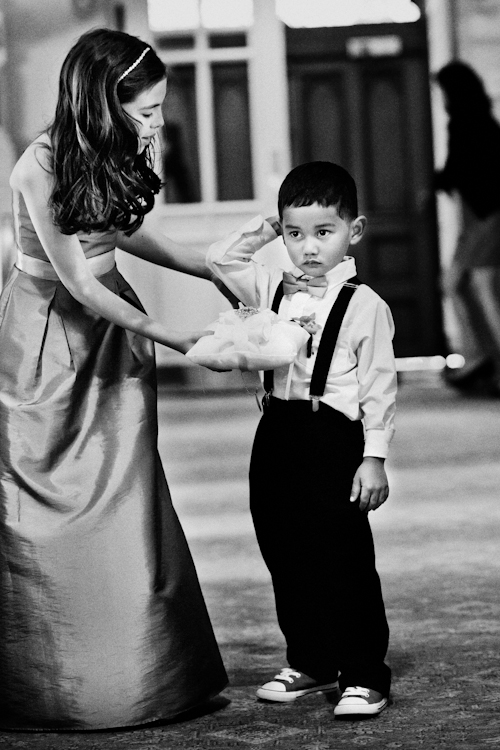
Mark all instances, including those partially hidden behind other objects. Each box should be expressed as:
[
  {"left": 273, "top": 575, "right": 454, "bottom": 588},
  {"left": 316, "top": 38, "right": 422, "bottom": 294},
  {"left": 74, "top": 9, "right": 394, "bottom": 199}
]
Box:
[{"left": 349, "top": 215, "right": 367, "bottom": 246}]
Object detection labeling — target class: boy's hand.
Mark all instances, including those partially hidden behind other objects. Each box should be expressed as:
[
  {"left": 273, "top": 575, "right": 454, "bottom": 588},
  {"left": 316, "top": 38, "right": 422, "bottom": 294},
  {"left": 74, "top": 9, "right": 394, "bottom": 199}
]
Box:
[
  {"left": 350, "top": 457, "right": 389, "bottom": 512},
  {"left": 265, "top": 215, "right": 282, "bottom": 236}
]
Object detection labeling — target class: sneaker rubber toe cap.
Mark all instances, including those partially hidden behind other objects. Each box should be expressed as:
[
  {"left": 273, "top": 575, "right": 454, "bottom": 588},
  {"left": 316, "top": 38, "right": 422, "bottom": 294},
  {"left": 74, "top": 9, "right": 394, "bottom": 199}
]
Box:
[{"left": 334, "top": 688, "right": 388, "bottom": 717}]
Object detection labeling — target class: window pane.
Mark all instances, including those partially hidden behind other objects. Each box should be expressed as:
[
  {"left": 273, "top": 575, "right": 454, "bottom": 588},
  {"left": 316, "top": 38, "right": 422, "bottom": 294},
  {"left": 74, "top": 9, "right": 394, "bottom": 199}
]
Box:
[
  {"left": 148, "top": 0, "right": 199, "bottom": 32},
  {"left": 276, "top": 0, "right": 421, "bottom": 27},
  {"left": 201, "top": 0, "right": 253, "bottom": 28},
  {"left": 209, "top": 33, "right": 247, "bottom": 48},
  {"left": 162, "top": 65, "right": 201, "bottom": 203},
  {"left": 156, "top": 35, "right": 195, "bottom": 50},
  {"left": 212, "top": 62, "right": 254, "bottom": 201},
  {"left": 149, "top": 0, "right": 253, "bottom": 31}
]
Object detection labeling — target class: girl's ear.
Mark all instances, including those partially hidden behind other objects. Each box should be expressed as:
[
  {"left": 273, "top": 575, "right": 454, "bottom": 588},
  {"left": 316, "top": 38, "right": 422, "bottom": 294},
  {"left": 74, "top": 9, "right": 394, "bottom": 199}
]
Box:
[{"left": 349, "top": 215, "right": 367, "bottom": 245}]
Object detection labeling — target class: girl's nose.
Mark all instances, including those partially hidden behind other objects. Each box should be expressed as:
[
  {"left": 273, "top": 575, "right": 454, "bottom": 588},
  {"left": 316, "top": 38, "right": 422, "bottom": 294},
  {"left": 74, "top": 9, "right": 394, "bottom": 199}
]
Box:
[{"left": 152, "top": 110, "right": 164, "bottom": 130}]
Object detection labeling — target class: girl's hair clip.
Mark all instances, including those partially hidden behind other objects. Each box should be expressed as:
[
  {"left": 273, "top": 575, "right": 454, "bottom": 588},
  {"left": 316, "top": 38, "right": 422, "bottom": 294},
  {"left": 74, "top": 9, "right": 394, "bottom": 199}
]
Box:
[{"left": 117, "top": 47, "right": 150, "bottom": 83}]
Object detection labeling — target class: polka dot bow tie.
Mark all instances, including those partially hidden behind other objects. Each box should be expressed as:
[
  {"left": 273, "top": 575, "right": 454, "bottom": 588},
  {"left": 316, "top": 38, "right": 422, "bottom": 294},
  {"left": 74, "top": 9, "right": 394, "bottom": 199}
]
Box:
[{"left": 282, "top": 271, "right": 328, "bottom": 298}]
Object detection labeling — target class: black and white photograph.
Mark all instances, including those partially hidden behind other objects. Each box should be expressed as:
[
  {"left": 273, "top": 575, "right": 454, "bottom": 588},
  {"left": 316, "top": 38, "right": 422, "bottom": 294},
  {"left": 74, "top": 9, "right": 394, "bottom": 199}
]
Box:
[{"left": 0, "top": 1, "right": 499, "bottom": 748}]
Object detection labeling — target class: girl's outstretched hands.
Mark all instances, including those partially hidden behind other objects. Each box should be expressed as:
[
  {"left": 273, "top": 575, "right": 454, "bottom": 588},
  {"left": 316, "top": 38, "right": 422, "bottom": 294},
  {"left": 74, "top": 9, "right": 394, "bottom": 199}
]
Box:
[
  {"left": 177, "top": 330, "right": 233, "bottom": 372},
  {"left": 349, "top": 457, "right": 389, "bottom": 513},
  {"left": 171, "top": 330, "right": 214, "bottom": 355}
]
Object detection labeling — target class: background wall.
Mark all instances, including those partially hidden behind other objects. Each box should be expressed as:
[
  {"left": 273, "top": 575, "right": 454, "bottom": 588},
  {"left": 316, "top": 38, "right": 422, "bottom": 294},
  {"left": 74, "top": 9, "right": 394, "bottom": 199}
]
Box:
[{"left": 2, "top": 0, "right": 500, "bottom": 364}]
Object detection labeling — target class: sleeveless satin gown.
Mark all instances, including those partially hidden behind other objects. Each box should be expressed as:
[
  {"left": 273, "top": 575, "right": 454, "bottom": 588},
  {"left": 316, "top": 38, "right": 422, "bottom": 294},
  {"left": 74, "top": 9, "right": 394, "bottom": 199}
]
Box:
[{"left": 0, "top": 196, "right": 227, "bottom": 730}]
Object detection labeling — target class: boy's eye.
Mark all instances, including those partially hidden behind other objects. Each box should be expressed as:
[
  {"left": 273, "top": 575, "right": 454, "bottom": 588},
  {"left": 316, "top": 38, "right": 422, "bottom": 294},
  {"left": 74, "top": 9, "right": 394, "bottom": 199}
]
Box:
[
  {"left": 288, "top": 231, "right": 300, "bottom": 238},
  {"left": 317, "top": 229, "right": 329, "bottom": 237}
]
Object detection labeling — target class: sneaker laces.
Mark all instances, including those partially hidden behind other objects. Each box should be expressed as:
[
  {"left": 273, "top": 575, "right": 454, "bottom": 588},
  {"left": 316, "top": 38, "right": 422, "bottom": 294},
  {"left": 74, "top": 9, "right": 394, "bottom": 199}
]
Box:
[
  {"left": 342, "top": 686, "right": 370, "bottom": 699},
  {"left": 274, "top": 668, "right": 302, "bottom": 684}
]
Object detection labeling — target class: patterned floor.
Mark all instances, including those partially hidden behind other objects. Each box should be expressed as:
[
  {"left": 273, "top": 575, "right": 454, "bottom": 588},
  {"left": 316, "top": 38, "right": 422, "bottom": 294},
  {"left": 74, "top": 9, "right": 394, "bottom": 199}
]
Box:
[{"left": 1, "top": 379, "right": 500, "bottom": 748}]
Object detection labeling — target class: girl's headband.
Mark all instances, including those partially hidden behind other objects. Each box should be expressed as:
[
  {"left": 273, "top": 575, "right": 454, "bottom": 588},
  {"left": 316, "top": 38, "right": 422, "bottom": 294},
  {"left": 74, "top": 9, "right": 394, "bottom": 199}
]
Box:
[{"left": 117, "top": 47, "right": 150, "bottom": 83}]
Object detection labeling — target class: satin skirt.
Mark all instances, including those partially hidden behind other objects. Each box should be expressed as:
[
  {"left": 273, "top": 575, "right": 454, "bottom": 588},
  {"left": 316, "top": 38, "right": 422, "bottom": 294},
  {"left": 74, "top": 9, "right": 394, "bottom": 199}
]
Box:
[{"left": 0, "top": 266, "right": 228, "bottom": 730}]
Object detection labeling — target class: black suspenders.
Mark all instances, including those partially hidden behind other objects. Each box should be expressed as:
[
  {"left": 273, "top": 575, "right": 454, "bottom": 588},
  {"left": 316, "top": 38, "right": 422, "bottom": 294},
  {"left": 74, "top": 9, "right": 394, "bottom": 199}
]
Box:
[
  {"left": 264, "top": 276, "right": 361, "bottom": 410},
  {"left": 263, "top": 282, "right": 286, "bottom": 396}
]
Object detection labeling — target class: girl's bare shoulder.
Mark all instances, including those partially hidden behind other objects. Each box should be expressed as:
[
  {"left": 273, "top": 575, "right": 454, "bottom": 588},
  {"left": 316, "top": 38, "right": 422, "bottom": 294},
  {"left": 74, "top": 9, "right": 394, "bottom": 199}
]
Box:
[{"left": 10, "top": 134, "right": 53, "bottom": 192}]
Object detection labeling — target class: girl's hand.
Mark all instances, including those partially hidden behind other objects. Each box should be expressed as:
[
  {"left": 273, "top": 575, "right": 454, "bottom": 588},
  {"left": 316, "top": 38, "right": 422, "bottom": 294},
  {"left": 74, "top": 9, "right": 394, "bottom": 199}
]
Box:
[
  {"left": 174, "top": 330, "right": 232, "bottom": 371},
  {"left": 349, "top": 457, "right": 389, "bottom": 513},
  {"left": 174, "top": 330, "right": 213, "bottom": 355}
]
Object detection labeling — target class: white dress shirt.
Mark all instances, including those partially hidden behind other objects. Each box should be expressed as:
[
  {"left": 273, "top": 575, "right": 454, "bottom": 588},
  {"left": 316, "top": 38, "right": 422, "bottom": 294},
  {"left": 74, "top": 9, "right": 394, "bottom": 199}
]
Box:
[{"left": 206, "top": 216, "right": 397, "bottom": 458}]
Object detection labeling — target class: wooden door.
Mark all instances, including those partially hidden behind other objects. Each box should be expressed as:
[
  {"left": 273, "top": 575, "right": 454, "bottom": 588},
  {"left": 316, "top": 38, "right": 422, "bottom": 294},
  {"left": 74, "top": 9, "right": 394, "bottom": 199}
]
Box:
[{"left": 287, "top": 21, "right": 444, "bottom": 357}]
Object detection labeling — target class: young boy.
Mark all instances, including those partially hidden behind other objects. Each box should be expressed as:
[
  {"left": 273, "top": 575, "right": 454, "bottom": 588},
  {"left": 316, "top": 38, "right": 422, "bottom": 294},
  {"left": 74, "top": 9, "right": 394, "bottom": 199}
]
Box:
[{"left": 206, "top": 161, "right": 396, "bottom": 717}]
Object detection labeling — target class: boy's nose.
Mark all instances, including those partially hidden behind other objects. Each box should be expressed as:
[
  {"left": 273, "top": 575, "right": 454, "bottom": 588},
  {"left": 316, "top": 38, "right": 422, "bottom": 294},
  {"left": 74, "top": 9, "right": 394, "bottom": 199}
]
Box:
[{"left": 303, "top": 237, "right": 319, "bottom": 255}]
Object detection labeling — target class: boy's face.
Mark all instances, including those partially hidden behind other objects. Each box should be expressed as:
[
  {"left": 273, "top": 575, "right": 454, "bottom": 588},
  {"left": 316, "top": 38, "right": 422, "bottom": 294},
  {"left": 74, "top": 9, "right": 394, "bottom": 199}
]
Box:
[{"left": 281, "top": 202, "right": 366, "bottom": 277}]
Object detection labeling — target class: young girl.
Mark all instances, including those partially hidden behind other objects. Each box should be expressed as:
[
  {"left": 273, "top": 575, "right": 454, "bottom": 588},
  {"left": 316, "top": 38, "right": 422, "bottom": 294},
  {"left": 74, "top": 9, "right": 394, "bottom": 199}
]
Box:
[{"left": 0, "top": 29, "right": 227, "bottom": 731}]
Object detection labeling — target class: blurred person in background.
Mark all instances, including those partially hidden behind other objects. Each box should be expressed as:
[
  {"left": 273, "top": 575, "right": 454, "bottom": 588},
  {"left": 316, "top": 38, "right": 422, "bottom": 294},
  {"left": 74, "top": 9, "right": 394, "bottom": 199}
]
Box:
[{"left": 435, "top": 61, "right": 500, "bottom": 396}]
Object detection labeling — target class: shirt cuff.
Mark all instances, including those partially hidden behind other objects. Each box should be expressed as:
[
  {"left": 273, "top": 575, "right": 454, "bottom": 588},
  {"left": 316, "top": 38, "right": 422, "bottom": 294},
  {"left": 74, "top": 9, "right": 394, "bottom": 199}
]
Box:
[
  {"left": 363, "top": 428, "right": 394, "bottom": 459},
  {"left": 206, "top": 215, "right": 278, "bottom": 267}
]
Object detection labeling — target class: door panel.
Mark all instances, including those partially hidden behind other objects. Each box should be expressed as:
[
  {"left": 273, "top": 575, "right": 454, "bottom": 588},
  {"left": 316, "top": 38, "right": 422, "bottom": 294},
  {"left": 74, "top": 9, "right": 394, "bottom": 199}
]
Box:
[
  {"left": 364, "top": 71, "right": 406, "bottom": 211},
  {"left": 290, "top": 68, "right": 349, "bottom": 168},
  {"left": 287, "top": 24, "right": 444, "bottom": 357}
]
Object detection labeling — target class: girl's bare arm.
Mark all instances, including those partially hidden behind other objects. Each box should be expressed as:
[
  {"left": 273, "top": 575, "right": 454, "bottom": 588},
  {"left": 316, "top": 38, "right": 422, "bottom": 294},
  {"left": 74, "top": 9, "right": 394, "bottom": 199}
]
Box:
[{"left": 117, "top": 219, "right": 210, "bottom": 279}]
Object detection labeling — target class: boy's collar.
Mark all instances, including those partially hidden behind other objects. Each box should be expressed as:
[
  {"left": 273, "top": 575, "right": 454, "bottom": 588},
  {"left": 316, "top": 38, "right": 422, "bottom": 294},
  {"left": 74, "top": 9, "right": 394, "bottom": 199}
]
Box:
[
  {"left": 292, "top": 256, "right": 357, "bottom": 287},
  {"left": 325, "top": 256, "right": 356, "bottom": 283}
]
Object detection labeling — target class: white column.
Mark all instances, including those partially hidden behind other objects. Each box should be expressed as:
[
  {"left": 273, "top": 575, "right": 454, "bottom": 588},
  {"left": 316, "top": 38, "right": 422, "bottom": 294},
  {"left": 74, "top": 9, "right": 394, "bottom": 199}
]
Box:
[
  {"left": 121, "top": 0, "right": 151, "bottom": 40},
  {"left": 196, "top": 30, "right": 218, "bottom": 203},
  {"left": 248, "top": 0, "right": 291, "bottom": 215},
  {"left": 425, "top": 0, "right": 461, "bottom": 349},
  {"left": 426, "top": 0, "right": 461, "bottom": 271}
]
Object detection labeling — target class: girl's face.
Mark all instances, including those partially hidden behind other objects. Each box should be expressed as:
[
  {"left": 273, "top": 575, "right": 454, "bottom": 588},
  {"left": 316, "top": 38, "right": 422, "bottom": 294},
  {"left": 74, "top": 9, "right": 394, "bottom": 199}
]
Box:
[{"left": 121, "top": 78, "right": 167, "bottom": 152}]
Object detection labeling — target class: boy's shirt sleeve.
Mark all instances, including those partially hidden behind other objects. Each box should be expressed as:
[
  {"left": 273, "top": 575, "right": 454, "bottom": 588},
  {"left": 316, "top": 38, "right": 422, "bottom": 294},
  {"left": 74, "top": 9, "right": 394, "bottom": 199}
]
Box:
[
  {"left": 354, "top": 293, "right": 397, "bottom": 459},
  {"left": 206, "top": 215, "right": 278, "bottom": 308}
]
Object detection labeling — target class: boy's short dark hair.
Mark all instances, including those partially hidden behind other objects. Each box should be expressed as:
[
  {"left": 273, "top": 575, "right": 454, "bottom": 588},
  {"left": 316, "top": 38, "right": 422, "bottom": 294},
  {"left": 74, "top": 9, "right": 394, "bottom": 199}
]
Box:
[{"left": 278, "top": 161, "right": 358, "bottom": 221}]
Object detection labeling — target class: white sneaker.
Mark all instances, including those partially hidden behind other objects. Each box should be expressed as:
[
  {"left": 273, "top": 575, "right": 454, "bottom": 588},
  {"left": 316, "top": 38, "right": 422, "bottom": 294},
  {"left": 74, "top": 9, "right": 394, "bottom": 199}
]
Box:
[
  {"left": 257, "top": 668, "right": 339, "bottom": 703},
  {"left": 334, "top": 686, "right": 388, "bottom": 717}
]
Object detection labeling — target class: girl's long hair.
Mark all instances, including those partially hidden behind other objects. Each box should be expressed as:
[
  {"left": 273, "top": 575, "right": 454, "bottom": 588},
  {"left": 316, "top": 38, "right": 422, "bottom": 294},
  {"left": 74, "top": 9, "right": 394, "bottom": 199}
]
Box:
[{"left": 45, "top": 29, "right": 166, "bottom": 235}]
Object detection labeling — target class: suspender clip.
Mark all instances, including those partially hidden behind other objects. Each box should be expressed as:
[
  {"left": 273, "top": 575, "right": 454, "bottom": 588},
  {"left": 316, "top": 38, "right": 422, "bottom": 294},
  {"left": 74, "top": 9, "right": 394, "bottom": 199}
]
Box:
[
  {"left": 262, "top": 390, "right": 272, "bottom": 411},
  {"left": 310, "top": 395, "right": 321, "bottom": 412},
  {"left": 255, "top": 391, "right": 263, "bottom": 412}
]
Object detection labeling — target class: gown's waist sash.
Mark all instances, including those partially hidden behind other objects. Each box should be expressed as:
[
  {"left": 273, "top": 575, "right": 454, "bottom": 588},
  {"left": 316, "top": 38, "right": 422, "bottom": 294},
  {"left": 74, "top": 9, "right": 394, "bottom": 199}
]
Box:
[{"left": 16, "top": 249, "right": 116, "bottom": 280}]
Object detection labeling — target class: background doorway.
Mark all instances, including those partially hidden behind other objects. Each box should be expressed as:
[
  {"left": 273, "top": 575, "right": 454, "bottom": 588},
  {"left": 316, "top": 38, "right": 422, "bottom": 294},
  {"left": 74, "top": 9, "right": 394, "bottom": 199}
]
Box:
[{"left": 287, "top": 19, "right": 444, "bottom": 357}]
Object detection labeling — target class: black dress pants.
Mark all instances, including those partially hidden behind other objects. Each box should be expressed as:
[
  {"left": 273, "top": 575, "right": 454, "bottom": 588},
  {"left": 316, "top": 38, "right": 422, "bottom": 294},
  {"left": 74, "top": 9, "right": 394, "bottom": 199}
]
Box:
[{"left": 249, "top": 397, "right": 391, "bottom": 696}]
